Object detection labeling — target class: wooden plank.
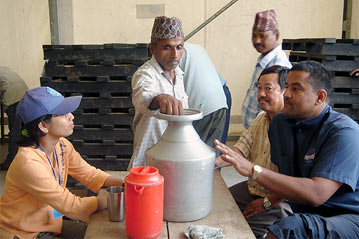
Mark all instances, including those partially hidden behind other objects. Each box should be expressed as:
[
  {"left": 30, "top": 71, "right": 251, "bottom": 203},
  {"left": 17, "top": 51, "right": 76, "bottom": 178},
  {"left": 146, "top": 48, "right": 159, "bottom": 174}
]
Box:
[
  {"left": 84, "top": 171, "right": 168, "bottom": 239},
  {"left": 167, "top": 171, "right": 255, "bottom": 239}
]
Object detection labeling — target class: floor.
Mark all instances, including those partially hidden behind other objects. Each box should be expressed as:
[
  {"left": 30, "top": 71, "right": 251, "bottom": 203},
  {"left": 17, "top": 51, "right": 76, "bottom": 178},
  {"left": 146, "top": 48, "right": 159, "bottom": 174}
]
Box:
[{"left": 0, "top": 140, "right": 246, "bottom": 195}]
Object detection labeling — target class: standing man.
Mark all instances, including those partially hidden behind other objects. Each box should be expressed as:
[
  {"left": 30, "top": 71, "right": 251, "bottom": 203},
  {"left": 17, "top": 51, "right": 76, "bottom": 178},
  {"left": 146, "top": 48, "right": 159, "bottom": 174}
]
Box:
[
  {"left": 179, "top": 42, "right": 228, "bottom": 154},
  {"left": 241, "top": 9, "right": 291, "bottom": 129},
  {"left": 215, "top": 61, "right": 359, "bottom": 238},
  {"left": 0, "top": 66, "right": 28, "bottom": 170},
  {"left": 215, "top": 65, "right": 292, "bottom": 238},
  {"left": 129, "top": 16, "right": 188, "bottom": 169}
]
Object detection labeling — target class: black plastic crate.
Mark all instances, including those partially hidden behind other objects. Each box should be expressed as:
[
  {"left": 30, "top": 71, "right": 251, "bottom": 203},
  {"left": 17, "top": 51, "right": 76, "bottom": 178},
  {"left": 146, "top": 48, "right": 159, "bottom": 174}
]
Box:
[
  {"left": 283, "top": 38, "right": 359, "bottom": 56},
  {"left": 43, "top": 43, "right": 150, "bottom": 61}
]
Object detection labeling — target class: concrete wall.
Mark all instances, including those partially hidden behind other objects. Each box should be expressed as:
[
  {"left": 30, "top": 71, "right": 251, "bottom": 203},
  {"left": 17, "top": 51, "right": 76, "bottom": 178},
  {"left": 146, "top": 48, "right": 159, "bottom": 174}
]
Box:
[
  {"left": 3, "top": 0, "right": 356, "bottom": 133},
  {"left": 351, "top": 0, "right": 359, "bottom": 38},
  {"left": 0, "top": 0, "right": 50, "bottom": 89}
]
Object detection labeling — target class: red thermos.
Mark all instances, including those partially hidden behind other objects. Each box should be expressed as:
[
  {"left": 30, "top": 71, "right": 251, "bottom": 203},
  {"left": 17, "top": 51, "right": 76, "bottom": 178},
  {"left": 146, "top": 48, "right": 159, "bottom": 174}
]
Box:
[{"left": 125, "top": 166, "right": 164, "bottom": 239}]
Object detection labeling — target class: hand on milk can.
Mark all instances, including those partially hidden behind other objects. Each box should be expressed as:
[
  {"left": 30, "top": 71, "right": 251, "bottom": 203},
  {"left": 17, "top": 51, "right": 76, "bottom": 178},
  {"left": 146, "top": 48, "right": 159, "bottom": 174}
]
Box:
[
  {"left": 150, "top": 94, "right": 184, "bottom": 115},
  {"left": 214, "top": 139, "right": 254, "bottom": 177}
]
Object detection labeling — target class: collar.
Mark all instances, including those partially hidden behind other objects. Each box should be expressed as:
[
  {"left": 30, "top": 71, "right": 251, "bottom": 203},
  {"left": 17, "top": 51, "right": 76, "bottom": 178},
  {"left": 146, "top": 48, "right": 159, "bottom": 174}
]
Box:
[
  {"left": 257, "top": 44, "right": 282, "bottom": 68},
  {"left": 294, "top": 105, "right": 331, "bottom": 129},
  {"left": 149, "top": 56, "right": 184, "bottom": 84}
]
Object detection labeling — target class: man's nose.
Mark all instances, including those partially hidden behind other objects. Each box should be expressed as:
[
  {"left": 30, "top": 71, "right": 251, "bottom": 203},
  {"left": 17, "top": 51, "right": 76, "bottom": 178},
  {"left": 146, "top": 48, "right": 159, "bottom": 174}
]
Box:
[
  {"left": 283, "top": 88, "right": 290, "bottom": 98},
  {"left": 257, "top": 89, "right": 266, "bottom": 98},
  {"left": 252, "top": 36, "right": 261, "bottom": 45},
  {"left": 170, "top": 48, "right": 179, "bottom": 58}
]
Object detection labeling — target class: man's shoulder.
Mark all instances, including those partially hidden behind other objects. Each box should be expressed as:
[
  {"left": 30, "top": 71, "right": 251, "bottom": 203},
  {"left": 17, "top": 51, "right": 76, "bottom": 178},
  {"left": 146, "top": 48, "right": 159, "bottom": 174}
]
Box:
[
  {"left": 252, "top": 111, "right": 269, "bottom": 125},
  {"left": 325, "top": 108, "right": 359, "bottom": 131}
]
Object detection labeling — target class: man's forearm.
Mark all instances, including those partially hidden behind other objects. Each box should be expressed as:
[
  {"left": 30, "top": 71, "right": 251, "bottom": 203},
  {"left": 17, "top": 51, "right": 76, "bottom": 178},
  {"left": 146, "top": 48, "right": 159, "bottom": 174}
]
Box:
[{"left": 255, "top": 168, "right": 341, "bottom": 206}]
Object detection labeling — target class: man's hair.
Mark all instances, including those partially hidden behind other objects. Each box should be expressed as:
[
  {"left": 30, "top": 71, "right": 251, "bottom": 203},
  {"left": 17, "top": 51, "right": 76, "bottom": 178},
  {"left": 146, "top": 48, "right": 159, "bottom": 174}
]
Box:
[
  {"left": 258, "top": 65, "right": 289, "bottom": 90},
  {"left": 290, "top": 61, "right": 333, "bottom": 98},
  {"left": 17, "top": 114, "right": 53, "bottom": 148}
]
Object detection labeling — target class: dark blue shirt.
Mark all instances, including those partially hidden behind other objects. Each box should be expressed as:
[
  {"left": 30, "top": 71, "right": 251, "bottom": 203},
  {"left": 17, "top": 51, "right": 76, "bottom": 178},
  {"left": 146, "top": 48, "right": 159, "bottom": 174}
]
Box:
[{"left": 269, "top": 105, "right": 359, "bottom": 214}]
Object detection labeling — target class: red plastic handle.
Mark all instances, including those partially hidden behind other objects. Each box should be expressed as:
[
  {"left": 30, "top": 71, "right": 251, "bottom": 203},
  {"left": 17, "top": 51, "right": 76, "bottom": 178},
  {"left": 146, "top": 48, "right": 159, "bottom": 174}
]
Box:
[{"left": 134, "top": 185, "right": 144, "bottom": 195}]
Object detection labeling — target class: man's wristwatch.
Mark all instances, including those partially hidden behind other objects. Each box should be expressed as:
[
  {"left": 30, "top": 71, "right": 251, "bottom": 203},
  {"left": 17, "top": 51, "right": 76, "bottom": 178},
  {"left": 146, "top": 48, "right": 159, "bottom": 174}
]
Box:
[
  {"left": 252, "top": 165, "right": 263, "bottom": 181},
  {"left": 263, "top": 197, "right": 272, "bottom": 210}
]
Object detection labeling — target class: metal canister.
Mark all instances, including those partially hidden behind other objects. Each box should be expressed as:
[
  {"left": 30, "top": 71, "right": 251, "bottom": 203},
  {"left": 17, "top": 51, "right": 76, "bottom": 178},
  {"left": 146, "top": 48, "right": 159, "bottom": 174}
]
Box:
[{"left": 146, "top": 109, "right": 215, "bottom": 222}]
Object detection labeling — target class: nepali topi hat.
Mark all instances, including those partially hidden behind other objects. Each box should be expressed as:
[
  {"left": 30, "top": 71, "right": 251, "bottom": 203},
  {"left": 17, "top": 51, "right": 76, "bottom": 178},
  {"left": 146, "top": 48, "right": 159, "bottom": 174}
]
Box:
[
  {"left": 253, "top": 9, "right": 279, "bottom": 32},
  {"left": 151, "top": 16, "right": 184, "bottom": 43}
]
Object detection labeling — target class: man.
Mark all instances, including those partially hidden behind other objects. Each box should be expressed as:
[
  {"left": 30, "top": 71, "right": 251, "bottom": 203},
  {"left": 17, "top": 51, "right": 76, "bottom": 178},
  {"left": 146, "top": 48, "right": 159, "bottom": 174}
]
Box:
[
  {"left": 0, "top": 66, "right": 28, "bottom": 170},
  {"left": 179, "top": 42, "right": 228, "bottom": 154},
  {"left": 129, "top": 16, "right": 188, "bottom": 169},
  {"left": 215, "top": 65, "right": 291, "bottom": 238},
  {"left": 215, "top": 61, "right": 359, "bottom": 238},
  {"left": 241, "top": 9, "right": 292, "bottom": 129}
]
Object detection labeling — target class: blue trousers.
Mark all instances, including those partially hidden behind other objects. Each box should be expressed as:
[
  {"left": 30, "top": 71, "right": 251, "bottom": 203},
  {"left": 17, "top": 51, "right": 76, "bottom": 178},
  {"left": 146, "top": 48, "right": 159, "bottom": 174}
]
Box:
[{"left": 268, "top": 213, "right": 359, "bottom": 239}]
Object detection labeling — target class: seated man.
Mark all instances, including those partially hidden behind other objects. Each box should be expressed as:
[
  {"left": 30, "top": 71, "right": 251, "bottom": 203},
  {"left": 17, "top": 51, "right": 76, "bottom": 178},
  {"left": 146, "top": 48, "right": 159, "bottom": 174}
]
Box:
[
  {"left": 129, "top": 16, "right": 188, "bottom": 169},
  {"left": 215, "top": 65, "right": 291, "bottom": 238},
  {"left": 215, "top": 61, "right": 359, "bottom": 238}
]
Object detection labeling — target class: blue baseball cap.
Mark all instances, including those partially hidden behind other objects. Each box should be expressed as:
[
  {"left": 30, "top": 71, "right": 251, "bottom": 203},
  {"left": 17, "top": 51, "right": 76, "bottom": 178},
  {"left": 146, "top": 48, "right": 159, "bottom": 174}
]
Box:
[{"left": 16, "top": 87, "right": 82, "bottom": 124}]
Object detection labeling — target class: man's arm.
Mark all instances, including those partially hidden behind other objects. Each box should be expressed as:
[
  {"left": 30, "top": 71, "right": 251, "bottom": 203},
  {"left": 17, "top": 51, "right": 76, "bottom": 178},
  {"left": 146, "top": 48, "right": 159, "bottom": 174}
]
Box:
[{"left": 214, "top": 139, "right": 342, "bottom": 206}]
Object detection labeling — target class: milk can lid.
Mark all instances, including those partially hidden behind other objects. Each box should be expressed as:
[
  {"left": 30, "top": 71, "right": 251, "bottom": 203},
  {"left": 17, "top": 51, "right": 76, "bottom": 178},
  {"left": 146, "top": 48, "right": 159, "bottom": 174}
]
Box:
[{"left": 125, "top": 166, "right": 164, "bottom": 186}]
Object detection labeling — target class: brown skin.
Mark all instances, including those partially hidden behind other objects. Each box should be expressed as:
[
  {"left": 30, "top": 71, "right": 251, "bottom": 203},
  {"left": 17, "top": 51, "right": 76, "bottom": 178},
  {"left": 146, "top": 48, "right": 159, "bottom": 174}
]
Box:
[
  {"left": 256, "top": 73, "right": 284, "bottom": 119},
  {"left": 350, "top": 68, "right": 359, "bottom": 77},
  {"left": 252, "top": 30, "right": 279, "bottom": 55},
  {"left": 283, "top": 71, "right": 327, "bottom": 121},
  {"left": 148, "top": 37, "right": 185, "bottom": 115},
  {"left": 215, "top": 70, "right": 342, "bottom": 209},
  {"left": 215, "top": 73, "right": 285, "bottom": 218}
]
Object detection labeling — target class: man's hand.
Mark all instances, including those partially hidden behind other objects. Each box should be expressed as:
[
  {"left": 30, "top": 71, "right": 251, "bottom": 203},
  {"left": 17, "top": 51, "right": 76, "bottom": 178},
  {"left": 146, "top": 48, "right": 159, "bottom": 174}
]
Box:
[
  {"left": 214, "top": 139, "right": 253, "bottom": 177},
  {"left": 214, "top": 155, "right": 232, "bottom": 169},
  {"left": 349, "top": 68, "right": 359, "bottom": 77},
  {"left": 150, "top": 94, "right": 183, "bottom": 115},
  {"left": 243, "top": 198, "right": 266, "bottom": 218}
]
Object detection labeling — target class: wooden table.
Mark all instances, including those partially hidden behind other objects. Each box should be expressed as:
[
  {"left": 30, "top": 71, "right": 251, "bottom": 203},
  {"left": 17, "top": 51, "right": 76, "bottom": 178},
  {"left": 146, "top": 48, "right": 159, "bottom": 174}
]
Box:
[{"left": 84, "top": 170, "right": 255, "bottom": 239}]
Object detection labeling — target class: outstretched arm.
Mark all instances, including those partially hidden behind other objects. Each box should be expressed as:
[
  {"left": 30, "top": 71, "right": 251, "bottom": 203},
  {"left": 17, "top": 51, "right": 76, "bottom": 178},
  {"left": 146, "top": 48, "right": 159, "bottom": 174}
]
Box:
[{"left": 214, "top": 139, "right": 342, "bottom": 206}]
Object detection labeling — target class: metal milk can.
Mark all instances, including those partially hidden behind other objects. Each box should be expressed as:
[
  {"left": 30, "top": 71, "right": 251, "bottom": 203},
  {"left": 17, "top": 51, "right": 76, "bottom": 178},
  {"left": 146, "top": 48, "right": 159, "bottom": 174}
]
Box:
[{"left": 146, "top": 109, "right": 215, "bottom": 222}]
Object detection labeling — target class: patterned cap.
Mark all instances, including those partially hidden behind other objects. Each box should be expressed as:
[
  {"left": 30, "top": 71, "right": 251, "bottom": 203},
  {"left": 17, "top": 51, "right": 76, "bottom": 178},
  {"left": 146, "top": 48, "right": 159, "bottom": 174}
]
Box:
[
  {"left": 252, "top": 9, "right": 278, "bottom": 32},
  {"left": 151, "top": 16, "right": 184, "bottom": 42}
]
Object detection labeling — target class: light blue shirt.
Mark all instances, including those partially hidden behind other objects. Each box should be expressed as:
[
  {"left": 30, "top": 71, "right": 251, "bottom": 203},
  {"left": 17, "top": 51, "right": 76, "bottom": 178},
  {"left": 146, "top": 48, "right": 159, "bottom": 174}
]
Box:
[
  {"left": 241, "top": 45, "right": 292, "bottom": 128},
  {"left": 179, "top": 43, "right": 227, "bottom": 116}
]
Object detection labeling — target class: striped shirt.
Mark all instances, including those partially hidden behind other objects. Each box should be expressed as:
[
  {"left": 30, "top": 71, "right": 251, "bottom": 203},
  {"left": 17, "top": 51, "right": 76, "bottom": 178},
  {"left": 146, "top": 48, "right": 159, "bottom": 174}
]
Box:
[{"left": 234, "top": 112, "right": 278, "bottom": 197}]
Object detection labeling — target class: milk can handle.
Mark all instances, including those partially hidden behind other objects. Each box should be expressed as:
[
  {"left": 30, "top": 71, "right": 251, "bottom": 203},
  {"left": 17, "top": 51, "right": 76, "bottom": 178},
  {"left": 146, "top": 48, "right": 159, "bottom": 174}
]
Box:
[{"left": 134, "top": 185, "right": 144, "bottom": 195}]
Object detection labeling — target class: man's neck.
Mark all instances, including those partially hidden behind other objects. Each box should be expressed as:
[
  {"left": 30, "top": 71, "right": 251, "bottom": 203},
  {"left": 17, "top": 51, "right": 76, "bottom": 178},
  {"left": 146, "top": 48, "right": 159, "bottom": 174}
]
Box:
[
  {"left": 261, "top": 44, "right": 279, "bottom": 57},
  {"left": 163, "top": 70, "right": 176, "bottom": 84}
]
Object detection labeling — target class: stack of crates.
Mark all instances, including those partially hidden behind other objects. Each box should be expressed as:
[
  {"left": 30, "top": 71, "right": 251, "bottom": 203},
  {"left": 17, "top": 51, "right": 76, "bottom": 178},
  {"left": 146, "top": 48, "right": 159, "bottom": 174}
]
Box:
[
  {"left": 282, "top": 38, "right": 359, "bottom": 123},
  {"left": 41, "top": 43, "right": 150, "bottom": 171}
]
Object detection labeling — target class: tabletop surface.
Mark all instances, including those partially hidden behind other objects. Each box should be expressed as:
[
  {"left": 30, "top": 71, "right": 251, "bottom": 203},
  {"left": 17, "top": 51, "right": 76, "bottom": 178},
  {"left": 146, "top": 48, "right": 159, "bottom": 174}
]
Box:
[{"left": 84, "top": 170, "right": 255, "bottom": 239}]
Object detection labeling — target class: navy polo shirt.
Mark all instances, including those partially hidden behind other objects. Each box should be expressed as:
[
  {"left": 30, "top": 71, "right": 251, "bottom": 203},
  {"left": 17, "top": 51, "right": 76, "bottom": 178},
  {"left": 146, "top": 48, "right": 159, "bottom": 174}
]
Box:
[{"left": 269, "top": 105, "right": 359, "bottom": 214}]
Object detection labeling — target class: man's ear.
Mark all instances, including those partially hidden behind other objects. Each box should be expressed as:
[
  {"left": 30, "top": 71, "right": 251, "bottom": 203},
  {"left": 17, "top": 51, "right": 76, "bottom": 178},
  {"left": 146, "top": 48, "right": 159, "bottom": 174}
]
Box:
[
  {"left": 149, "top": 43, "right": 155, "bottom": 55},
  {"left": 275, "top": 30, "right": 279, "bottom": 41},
  {"left": 316, "top": 89, "right": 327, "bottom": 104},
  {"left": 38, "top": 121, "right": 49, "bottom": 134}
]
